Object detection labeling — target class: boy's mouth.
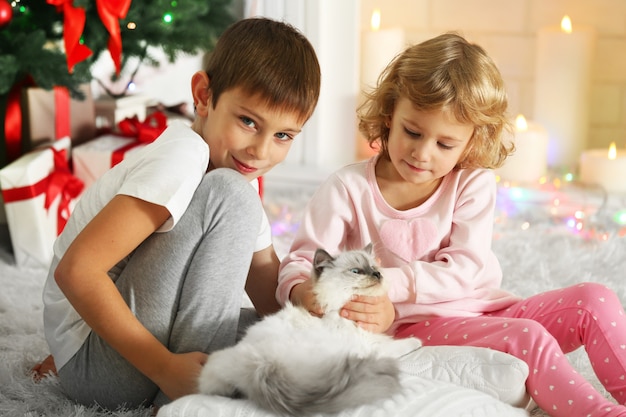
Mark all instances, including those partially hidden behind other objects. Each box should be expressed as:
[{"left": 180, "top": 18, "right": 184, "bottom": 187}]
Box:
[{"left": 233, "top": 157, "right": 258, "bottom": 174}]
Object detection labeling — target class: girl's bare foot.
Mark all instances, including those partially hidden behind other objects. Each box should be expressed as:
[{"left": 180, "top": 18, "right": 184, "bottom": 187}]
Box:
[{"left": 31, "top": 354, "right": 57, "bottom": 381}]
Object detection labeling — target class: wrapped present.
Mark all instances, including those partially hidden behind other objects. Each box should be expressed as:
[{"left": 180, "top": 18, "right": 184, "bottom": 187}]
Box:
[
  {"left": 0, "top": 138, "right": 84, "bottom": 269},
  {"left": 95, "top": 94, "right": 151, "bottom": 129},
  {"left": 22, "top": 84, "right": 97, "bottom": 149},
  {"left": 72, "top": 111, "right": 167, "bottom": 189}
]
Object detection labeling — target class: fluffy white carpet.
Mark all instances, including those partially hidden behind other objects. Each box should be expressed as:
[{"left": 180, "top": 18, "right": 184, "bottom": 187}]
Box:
[{"left": 0, "top": 180, "right": 624, "bottom": 417}]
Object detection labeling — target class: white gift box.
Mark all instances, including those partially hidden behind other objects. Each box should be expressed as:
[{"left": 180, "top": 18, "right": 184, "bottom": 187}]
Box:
[
  {"left": 0, "top": 138, "right": 83, "bottom": 269},
  {"left": 72, "top": 134, "right": 148, "bottom": 189}
]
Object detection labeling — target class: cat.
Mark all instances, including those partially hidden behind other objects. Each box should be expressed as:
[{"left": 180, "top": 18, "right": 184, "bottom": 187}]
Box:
[{"left": 197, "top": 244, "right": 423, "bottom": 416}]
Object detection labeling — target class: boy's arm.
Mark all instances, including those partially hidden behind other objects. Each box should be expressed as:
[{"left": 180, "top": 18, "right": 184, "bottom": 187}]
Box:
[
  {"left": 245, "top": 245, "right": 282, "bottom": 316},
  {"left": 55, "top": 194, "right": 204, "bottom": 400}
]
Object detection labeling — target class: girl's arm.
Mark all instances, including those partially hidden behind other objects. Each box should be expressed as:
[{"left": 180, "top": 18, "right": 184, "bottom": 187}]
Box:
[{"left": 54, "top": 194, "right": 203, "bottom": 401}]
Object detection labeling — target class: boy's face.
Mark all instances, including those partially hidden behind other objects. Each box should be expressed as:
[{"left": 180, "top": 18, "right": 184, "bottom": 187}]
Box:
[{"left": 196, "top": 85, "right": 304, "bottom": 182}]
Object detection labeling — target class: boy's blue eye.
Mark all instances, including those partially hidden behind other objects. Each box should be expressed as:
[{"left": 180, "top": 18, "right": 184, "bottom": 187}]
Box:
[
  {"left": 275, "top": 132, "right": 293, "bottom": 142},
  {"left": 240, "top": 116, "right": 256, "bottom": 128}
]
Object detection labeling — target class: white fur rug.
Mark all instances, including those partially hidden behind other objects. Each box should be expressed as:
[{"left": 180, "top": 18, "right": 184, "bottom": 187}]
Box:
[{"left": 1, "top": 181, "right": 625, "bottom": 417}]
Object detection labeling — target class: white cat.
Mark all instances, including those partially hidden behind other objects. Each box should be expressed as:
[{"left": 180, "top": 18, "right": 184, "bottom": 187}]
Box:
[{"left": 197, "top": 245, "right": 423, "bottom": 416}]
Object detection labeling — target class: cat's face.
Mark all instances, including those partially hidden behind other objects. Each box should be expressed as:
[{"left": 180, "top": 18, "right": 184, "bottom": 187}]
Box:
[{"left": 311, "top": 245, "right": 386, "bottom": 313}]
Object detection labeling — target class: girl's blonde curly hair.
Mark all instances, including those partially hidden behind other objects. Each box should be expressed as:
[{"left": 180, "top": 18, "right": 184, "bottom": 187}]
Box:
[{"left": 358, "top": 32, "right": 513, "bottom": 169}]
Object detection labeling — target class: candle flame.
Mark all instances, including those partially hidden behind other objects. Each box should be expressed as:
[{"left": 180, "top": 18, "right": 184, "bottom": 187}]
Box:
[
  {"left": 608, "top": 142, "right": 617, "bottom": 160},
  {"left": 515, "top": 114, "right": 528, "bottom": 131},
  {"left": 371, "top": 9, "right": 381, "bottom": 31},
  {"left": 561, "top": 15, "right": 573, "bottom": 33}
]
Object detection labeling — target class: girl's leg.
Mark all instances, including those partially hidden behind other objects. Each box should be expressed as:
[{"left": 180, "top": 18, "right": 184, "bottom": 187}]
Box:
[
  {"left": 495, "top": 283, "right": 626, "bottom": 406},
  {"left": 58, "top": 169, "right": 264, "bottom": 410},
  {"left": 396, "top": 312, "right": 626, "bottom": 417}
]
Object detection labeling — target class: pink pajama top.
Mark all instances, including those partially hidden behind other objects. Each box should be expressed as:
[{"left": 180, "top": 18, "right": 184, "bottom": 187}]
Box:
[{"left": 277, "top": 157, "right": 521, "bottom": 332}]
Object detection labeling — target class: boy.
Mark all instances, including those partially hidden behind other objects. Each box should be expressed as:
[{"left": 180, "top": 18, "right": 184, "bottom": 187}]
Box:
[{"left": 33, "top": 17, "right": 321, "bottom": 411}]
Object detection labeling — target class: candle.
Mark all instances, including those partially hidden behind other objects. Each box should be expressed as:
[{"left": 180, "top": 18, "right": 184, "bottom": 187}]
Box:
[
  {"left": 579, "top": 143, "right": 626, "bottom": 193},
  {"left": 360, "top": 9, "right": 405, "bottom": 90},
  {"left": 533, "top": 15, "right": 595, "bottom": 170},
  {"left": 496, "top": 114, "right": 549, "bottom": 183}
]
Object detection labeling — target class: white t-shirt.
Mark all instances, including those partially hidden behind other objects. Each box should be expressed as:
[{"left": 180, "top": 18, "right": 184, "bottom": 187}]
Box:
[{"left": 43, "top": 121, "right": 271, "bottom": 369}]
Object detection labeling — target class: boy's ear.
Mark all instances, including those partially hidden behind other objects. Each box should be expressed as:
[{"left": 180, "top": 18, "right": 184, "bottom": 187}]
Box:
[{"left": 191, "top": 71, "right": 211, "bottom": 117}]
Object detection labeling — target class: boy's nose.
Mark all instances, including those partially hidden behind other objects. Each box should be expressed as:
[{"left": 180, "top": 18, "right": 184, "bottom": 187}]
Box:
[{"left": 248, "top": 136, "right": 272, "bottom": 159}]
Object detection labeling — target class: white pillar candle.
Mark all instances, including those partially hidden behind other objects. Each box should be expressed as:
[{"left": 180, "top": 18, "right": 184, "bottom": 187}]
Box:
[
  {"left": 533, "top": 15, "right": 595, "bottom": 170},
  {"left": 579, "top": 143, "right": 626, "bottom": 193},
  {"left": 496, "top": 114, "right": 549, "bottom": 183},
  {"left": 360, "top": 9, "right": 405, "bottom": 90}
]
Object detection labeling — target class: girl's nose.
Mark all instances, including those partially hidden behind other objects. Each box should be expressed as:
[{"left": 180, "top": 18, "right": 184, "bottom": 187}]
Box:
[{"left": 411, "top": 141, "right": 431, "bottom": 162}]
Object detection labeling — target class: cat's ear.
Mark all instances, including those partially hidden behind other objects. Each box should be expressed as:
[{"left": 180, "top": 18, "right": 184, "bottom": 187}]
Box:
[
  {"left": 363, "top": 243, "right": 374, "bottom": 254},
  {"left": 313, "top": 248, "right": 334, "bottom": 277}
]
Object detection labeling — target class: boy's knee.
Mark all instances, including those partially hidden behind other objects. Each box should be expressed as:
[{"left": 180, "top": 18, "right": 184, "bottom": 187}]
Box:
[{"left": 202, "top": 169, "right": 261, "bottom": 208}]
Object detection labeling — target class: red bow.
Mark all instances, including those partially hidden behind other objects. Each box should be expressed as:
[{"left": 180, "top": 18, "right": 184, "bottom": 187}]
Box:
[
  {"left": 46, "top": 0, "right": 93, "bottom": 73},
  {"left": 111, "top": 111, "right": 167, "bottom": 167},
  {"left": 96, "top": 0, "right": 132, "bottom": 75},
  {"left": 47, "top": 0, "right": 131, "bottom": 75},
  {"left": 46, "top": 148, "right": 85, "bottom": 234}
]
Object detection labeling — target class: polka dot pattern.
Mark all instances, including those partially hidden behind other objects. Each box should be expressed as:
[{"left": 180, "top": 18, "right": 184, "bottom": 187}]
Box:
[{"left": 396, "top": 283, "right": 626, "bottom": 417}]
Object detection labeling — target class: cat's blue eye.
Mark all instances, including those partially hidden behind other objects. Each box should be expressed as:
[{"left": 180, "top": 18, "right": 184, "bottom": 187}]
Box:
[{"left": 350, "top": 268, "right": 362, "bottom": 274}]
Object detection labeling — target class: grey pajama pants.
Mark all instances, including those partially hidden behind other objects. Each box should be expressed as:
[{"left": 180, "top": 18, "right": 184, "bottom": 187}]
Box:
[{"left": 57, "top": 168, "right": 264, "bottom": 410}]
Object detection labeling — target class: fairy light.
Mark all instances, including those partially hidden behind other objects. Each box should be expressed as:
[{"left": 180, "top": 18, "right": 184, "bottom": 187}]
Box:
[{"left": 163, "top": 13, "right": 173, "bottom": 23}]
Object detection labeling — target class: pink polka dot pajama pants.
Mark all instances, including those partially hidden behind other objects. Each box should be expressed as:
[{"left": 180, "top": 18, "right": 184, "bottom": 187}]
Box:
[{"left": 395, "top": 283, "right": 626, "bottom": 417}]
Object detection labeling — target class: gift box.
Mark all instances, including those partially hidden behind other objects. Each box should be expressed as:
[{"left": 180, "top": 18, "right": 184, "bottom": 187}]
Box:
[
  {"left": 94, "top": 94, "right": 151, "bottom": 129},
  {"left": 72, "top": 111, "right": 168, "bottom": 189},
  {"left": 72, "top": 134, "right": 147, "bottom": 189},
  {"left": 0, "top": 138, "right": 84, "bottom": 269},
  {"left": 22, "top": 84, "right": 97, "bottom": 149}
]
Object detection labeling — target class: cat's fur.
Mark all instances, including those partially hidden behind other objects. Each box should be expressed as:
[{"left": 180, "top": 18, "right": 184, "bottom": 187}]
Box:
[{"left": 197, "top": 245, "right": 422, "bottom": 416}]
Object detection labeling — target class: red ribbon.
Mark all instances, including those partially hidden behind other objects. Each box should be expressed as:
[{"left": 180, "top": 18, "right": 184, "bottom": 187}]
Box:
[
  {"left": 46, "top": 0, "right": 93, "bottom": 73},
  {"left": 111, "top": 111, "right": 167, "bottom": 167},
  {"left": 53, "top": 86, "right": 71, "bottom": 139},
  {"left": 1, "top": 147, "right": 84, "bottom": 235},
  {"left": 96, "top": 0, "right": 132, "bottom": 75}
]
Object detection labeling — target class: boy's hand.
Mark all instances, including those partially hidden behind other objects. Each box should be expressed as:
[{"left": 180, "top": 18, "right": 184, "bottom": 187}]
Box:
[
  {"left": 341, "top": 293, "right": 395, "bottom": 334},
  {"left": 289, "top": 280, "right": 323, "bottom": 317},
  {"left": 156, "top": 351, "right": 208, "bottom": 401}
]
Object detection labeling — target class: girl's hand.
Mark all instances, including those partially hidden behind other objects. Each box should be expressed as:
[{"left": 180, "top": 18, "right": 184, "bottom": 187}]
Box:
[
  {"left": 341, "top": 293, "right": 396, "bottom": 333},
  {"left": 289, "top": 280, "right": 323, "bottom": 317},
  {"left": 156, "top": 351, "right": 208, "bottom": 401}
]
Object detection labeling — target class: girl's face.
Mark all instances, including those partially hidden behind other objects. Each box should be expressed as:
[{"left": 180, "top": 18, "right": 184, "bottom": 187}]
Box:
[
  {"left": 384, "top": 97, "right": 473, "bottom": 187},
  {"left": 193, "top": 75, "right": 304, "bottom": 182}
]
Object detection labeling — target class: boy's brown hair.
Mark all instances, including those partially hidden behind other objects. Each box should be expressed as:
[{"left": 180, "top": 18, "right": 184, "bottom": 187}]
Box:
[
  {"left": 358, "top": 32, "right": 513, "bottom": 169},
  {"left": 205, "top": 18, "right": 321, "bottom": 124}
]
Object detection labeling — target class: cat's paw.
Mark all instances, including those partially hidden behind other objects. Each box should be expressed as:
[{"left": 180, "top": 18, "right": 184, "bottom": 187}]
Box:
[
  {"left": 390, "top": 336, "right": 423, "bottom": 358},
  {"left": 197, "top": 356, "right": 237, "bottom": 397}
]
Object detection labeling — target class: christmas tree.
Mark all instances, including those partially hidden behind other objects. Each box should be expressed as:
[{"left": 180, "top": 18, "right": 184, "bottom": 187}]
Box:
[{"left": 0, "top": 0, "right": 235, "bottom": 166}]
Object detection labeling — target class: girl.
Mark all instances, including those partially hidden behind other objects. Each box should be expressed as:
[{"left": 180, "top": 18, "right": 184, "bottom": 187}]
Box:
[{"left": 277, "top": 32, "right": 626, "bottom": 417}]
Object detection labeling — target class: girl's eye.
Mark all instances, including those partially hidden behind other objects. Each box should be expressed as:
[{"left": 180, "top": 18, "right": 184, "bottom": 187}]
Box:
[
  {"left": 275, "top": 132, "right": 293, "bottom": 142},
  {"left": 404, "top": 128, "right": 420, "bottom": 138},
  {"left": 240, "top": 116, "right": 256, "bottom": 128},
  {"left": 438, "top": 142, "right": 454, "bottom": 150}
]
